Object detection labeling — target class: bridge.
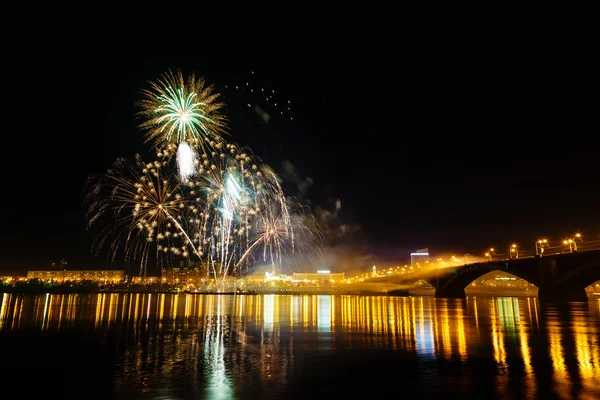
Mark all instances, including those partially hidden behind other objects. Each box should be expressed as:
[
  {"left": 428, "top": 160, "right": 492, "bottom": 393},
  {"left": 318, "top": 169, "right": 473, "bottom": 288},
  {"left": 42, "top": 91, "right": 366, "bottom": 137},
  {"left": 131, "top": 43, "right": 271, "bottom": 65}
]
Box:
[{"left": 368, "top": 249, "right": 600, "bottom": 302}]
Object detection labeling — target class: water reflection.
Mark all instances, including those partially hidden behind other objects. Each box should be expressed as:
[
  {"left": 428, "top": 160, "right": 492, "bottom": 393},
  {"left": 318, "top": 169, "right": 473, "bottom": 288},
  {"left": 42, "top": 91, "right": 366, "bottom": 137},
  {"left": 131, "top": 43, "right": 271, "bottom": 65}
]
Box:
[
  {"left": 0, "top": 293, "right": 599, "bottom": 399},
  {"left": 203, "top": 296, "right": 233, "bottom": 399},
  {"left": 316, "top": 295, "right": 331, "bottom": 332}
]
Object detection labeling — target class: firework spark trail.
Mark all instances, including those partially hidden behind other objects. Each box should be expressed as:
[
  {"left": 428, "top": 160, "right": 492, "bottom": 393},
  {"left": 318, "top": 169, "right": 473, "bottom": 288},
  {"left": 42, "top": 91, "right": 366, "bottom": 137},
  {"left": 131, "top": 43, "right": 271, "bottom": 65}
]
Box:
[{"left": 176, "top": 142, "right": 197, "bottom": 181}]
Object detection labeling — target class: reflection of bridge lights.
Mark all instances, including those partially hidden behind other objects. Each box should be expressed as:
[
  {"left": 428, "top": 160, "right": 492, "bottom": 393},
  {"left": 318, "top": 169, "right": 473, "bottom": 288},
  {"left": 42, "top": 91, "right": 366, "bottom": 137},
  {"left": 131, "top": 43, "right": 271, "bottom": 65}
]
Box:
[{"left": 414, "top": 298, "right": 435, "bottom": 358}]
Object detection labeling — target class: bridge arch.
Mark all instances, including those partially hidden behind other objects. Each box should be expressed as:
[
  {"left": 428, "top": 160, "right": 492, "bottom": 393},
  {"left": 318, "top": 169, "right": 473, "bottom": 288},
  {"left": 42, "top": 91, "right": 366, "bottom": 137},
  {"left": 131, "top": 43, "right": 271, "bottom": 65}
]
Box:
[
  {"left": 464, "top": 271, "right": 538, "bottom": 296},
  {"left": 413, "top": 279, "right": 435, "bottom": 288},
  {"left": 435, "top": 262, "right": 541, "bottom": 298},
  {"left": 538, "top": 257, "right": 600, "bottom": 301},
  {"left": 556, "top": 257, "right": 600, "bottom": 289},
  {"left": 586, "top": 281, "right": 600, "bottom": 297}
]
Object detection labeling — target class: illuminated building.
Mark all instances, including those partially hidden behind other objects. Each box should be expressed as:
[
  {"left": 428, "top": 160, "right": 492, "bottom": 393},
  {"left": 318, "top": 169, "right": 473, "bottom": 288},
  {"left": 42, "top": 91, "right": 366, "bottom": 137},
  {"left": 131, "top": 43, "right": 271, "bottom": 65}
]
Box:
[
  {"left": 27, "top": 270, "right": 124, "bottom": 283},
  {"left": 411, "top": 248, "right": 429, "bottom": 268},
  {"left": 130, "top": 276, "right": 159, "bottom": 284},
  {"left": 244, "top": 272, "right": 292, "bottom": 285},
  {"left": 161, "top": 267, "right": 207, "bottom": 284},
  {"left": 246, "top": 274, "right": 267, "bottom": 285},
  {"left": 292, "top": 270, "right": 345, "bottom": 283}
]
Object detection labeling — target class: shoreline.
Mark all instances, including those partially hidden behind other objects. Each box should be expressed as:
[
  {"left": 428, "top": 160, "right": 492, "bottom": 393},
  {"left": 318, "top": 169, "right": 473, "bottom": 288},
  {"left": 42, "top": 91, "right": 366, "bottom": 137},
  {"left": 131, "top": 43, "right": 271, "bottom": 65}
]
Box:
[
  {"left": 1, "top": 287, "right": 595, "bottom": 298},
  {"left": 0, "top": 288, "right": 563, "bottom": 298}
]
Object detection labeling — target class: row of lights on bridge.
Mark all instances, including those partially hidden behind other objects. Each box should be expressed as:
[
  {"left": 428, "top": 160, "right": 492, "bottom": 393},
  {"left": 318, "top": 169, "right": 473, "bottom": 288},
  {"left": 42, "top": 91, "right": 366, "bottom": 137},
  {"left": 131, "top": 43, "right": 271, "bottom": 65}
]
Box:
[
  {"left": 535, "top": 233, "right": 582, "bottom": 256},
  {"left": 483, "top": 233, "right": 583, "bottom": 261}
]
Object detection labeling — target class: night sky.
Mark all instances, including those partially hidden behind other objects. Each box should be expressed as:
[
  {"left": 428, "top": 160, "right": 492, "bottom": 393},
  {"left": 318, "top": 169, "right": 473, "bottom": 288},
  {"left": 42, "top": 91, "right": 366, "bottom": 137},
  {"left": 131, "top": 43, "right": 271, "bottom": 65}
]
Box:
[{"left": 2, "top": 46, "right": 598, "bottom": 275}]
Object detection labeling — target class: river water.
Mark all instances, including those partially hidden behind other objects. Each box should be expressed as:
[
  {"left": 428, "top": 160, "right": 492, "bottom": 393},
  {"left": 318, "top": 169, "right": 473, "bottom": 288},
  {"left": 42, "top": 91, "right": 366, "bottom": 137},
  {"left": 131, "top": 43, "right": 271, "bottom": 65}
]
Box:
[{"left": 0, "top": 293, "right": 598, "bottom": 399}]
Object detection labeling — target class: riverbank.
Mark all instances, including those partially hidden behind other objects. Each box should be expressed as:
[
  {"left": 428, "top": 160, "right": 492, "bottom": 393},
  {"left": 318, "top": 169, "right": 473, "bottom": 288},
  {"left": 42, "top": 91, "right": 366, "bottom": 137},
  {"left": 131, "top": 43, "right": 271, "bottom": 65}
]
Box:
[
  {"left": 0, "top": 280, "right": 412, "bottom": 296},
  {"left": 3, "top": 282, "right": 596, "bottom": 298},
  {"left": 0, "top": 288, "right": 397, "bottom": 296}
]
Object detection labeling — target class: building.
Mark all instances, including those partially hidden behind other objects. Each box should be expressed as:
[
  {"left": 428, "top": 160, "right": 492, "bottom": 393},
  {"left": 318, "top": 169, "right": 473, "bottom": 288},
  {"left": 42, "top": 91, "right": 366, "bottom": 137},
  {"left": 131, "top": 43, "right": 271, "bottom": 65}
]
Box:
[
  {"left": 161, "top": 267, "right": 207, "bottom": 284},
  {"left": 130, "top": 276, "right": 160, "bottom": 284},
  {"left": 27, "top": 270, "right": 124, "bottom": 284},
  {"left": 244, "top": 271, "right": 292, "bottom": 285},
  {"left": 411, "top": 248, "right": 430, "bottom": 268},
  {"left": 292, "top": 270, "right": 345, "bottom": 283},
  {"left": 246, "top": 274, "right": 267, "bottom": 285}
]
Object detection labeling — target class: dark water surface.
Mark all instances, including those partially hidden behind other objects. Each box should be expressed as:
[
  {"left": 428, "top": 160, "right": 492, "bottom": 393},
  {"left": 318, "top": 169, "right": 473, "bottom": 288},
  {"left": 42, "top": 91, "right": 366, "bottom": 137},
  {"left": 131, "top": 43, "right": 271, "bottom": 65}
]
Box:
[{"left": 0, "top": 293, "right": 598, "bottom": 399}]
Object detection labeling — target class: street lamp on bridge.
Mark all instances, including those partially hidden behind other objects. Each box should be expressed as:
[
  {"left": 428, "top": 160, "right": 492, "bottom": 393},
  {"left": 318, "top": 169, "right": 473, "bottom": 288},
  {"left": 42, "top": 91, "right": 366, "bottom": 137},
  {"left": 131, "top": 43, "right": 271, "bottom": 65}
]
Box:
[
  {"left": 536, "top": 239, "right": 548, "bottom": 257},
  {"left": 563, "top": 233, "right": 582, "bottom": 253},
  {"left": 510, "top": 243, "right": 519, "bottom": 259},
  {"left": 484, "top": 247, "right": 494, "bottom": 262},
  {"left": 450, "top": 255, "right": 458, "bottom": 267}
]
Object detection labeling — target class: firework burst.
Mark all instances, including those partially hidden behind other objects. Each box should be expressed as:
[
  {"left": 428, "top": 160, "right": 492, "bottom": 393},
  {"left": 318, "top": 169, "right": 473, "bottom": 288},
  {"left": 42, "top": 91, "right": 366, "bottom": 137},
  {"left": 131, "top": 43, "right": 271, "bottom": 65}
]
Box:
[
  {"left": 184, "top": 144, "right": 266, "bottom": 278},
  {"left": 85, "top": 153, "right": 202, "bottom": 276},
  {"left": 137, "top": 69, "right": 228, "bottom": 152}
]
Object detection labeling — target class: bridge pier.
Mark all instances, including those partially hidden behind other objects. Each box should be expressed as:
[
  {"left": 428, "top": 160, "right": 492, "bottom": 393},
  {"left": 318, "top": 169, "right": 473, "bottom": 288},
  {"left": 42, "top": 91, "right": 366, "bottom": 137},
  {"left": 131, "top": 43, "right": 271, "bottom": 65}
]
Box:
[
  {"left": 538, "top": 287, "right": 589, "bottom": 302},
  {"left": 434, "top": 287, "right": 466, "bottom": 299}
]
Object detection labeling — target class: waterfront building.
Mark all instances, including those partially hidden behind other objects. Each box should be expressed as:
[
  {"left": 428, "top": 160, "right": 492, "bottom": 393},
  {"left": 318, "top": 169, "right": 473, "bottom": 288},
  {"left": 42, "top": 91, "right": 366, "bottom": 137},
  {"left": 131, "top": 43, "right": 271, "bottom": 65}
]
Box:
[
  {"left": 244, "top": 271, "right": 292, "bottom": 285},
  {"left": 246, "top": 274, "right": 267, "bottom": 285},
  {"left": 27, "top": 270, "right": 124, "bottom": 283},
  {"left": 411, "top": 248, "right": 430, "bottom": 268},
  {"left": 130, "top": 276, "right": 159, "bottom": 284},
  {"left": 292, "top": 270, "right": 345, "bottom": 283},
  {"left": 161, "top": 267, "right": 207, "bottom": 284}
]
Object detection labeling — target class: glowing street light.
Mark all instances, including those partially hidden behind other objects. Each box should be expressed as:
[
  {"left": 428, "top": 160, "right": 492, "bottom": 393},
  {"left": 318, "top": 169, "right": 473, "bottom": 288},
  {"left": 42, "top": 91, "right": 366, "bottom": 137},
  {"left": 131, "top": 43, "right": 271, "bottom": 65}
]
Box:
[
  {"left": 509, "top": 243, "right": 519, "bottom": 259},
  {"left": 563, "top": 239, "right": 575, "bottom": 252},
  {"left": 563, "top": 233, "right": 581, "bottom": 252},
  {"left": 450, "top": 255, "right": 458, "bottom": 267},
  {"left": 574, "top": 232, "right": 582, "bottom": 251},
  {"left": 535, "top": 239, "right": 548, "bottom": 256},
  {"left": 484, "top": 252, "right": 492, "bottom": 261}
]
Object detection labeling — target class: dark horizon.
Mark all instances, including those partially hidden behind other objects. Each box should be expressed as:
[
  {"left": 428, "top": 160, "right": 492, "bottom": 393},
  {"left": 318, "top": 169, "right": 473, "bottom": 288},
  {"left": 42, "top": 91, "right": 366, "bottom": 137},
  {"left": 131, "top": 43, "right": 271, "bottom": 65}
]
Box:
[{"left": 2, "top": 51, "right": 599, "bottom": 276}]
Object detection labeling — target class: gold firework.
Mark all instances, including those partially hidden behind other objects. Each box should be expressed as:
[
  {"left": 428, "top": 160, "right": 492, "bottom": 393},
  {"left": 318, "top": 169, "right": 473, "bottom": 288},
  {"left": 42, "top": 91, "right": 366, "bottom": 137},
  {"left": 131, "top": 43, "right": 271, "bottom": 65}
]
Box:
[
  {"left": 137, "top": 69, "right": 228, "bottom": 152},
  {"left": 86, "top": 153, "right": 196, "bottom": 275}
]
